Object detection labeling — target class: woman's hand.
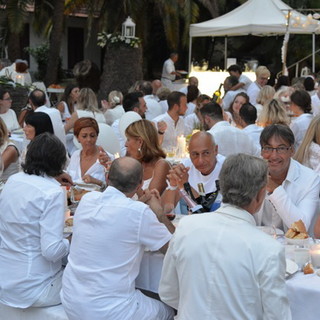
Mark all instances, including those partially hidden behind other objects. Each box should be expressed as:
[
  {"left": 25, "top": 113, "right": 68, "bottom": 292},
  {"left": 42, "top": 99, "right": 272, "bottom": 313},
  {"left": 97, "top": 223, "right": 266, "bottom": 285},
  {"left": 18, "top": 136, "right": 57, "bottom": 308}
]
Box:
[{"left": 98, "top": 146, "right": 112, "bottom": 170}]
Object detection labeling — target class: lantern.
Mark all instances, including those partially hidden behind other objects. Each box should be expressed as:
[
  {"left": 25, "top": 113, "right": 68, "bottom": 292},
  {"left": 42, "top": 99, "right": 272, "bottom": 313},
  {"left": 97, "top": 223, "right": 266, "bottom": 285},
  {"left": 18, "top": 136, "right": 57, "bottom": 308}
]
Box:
[{"left": 122, "top": 16, "right": 136, "bottom": 38}]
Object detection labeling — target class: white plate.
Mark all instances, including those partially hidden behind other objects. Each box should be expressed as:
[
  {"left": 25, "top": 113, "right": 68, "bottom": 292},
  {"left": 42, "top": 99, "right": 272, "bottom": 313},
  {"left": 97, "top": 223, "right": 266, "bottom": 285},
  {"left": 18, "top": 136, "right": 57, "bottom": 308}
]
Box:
[
  {"left": 285, "top": 236, "right": 309, "bottom": 246},
  {"left": 178, "top": 71, "right": 188, "bottom": 75},
  {"left": 74, "top": 183, "right": 100, "bottom": 191},
  {"left": 286, "top": 258, "right": 299, "bottom": 275},
  {"left": 257, "top": 226, "right": 284, "bottom": 236}
]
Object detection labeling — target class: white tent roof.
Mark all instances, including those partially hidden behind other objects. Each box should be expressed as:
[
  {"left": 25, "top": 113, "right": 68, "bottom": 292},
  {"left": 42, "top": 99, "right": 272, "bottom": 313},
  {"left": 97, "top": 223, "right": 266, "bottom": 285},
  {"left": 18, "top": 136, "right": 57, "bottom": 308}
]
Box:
[{"left": 190, "top": 0, "right": 320, "bottom": 37}]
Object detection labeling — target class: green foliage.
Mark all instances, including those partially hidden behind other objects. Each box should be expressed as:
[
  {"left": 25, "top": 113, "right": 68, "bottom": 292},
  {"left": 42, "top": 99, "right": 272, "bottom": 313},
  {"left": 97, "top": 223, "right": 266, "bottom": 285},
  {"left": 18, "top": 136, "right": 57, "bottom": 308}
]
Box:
[{"left": 24, "top": 43, "right": 64, "bottom": 81}]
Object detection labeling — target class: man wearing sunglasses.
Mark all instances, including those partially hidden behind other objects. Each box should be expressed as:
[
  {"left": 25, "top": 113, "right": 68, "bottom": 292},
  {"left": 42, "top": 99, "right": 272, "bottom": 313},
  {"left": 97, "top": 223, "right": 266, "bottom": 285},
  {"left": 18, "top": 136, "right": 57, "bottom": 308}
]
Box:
[{"left": 255, "top": 124, "right": 320, "bottom": 234}]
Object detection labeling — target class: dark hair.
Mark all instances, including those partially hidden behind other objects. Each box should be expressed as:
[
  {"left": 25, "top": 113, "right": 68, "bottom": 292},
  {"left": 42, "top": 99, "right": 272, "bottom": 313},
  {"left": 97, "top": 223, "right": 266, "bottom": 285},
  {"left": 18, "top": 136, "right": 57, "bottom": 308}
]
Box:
[
  {"left": 108, "top": 157, "right": 143, "bottom": 193},
  {"left": 226, "top": 75, "right": 239, "bottom": 87},
  {"left": 123, "top": 92, "right": 144, "bottom": 112},
  {"left": 167, "top": 91, "right": 186, "bottom": 110},
  {"left": 0, "top": 88, "right": 9, "bottom": 100},
  {"left": 274, "top": 75, "right": 290, "bottom": 91},
  {"left": 25, "top": 111, "right": 54, "bottom": 136},
  {"left": 29, "top": 89, "right": 46, "bottom": 107},
  {"left": 22, "top": 132, "right": 66, "bottom": 177},
  {"left": 74, "top": 117, "right": 99, "bottom": 137},
  {"left": 139, "top": 81, "right": 153, "bottom": 95},
  {"left": 200, "top": 102, "right": 223, "bottom": 121},
  {"left": 186, "top": 85, "right": 199, "bottom": 103},
  {"left": 303, "top": 77, "right": 315, "bottom": 92},
  {"left": 290, "top": 89, "right": 312, "bottom": 113},
  {"left": 60, "top": 84, "right": 79, "bottom": 114},
  {"left": 260, "top": 124, "right": 294, "bottom": 147},
  {"left": 239, "top": 103, "right": 257, "bottom": 125},
  {"left": 227, "top": 64, "right": 242, "bottom": 74},
  {"left": 228, "top": 92, "right": 249, "bottom": 114}
]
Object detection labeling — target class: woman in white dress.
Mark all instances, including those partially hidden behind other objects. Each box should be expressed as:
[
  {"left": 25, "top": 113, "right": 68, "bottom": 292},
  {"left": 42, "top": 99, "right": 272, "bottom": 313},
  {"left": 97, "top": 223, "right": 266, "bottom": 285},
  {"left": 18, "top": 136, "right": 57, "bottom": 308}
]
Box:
[
  {"left": 57, "top": 84, "right": 79, "bottom": 122},
  {"left": 0, "top": 88, "right": 20, "bottom": 132},
  {"left": 67, "top": 117, "right": 106, "bottom": 188},
  {"left": 102, "top": 90, "right": 124, "bottom": 125},
  {"left": 0, "top": 118, "right": 19, "bottom": 181},
  {"left": 64, "top": 88, "right": 105, "bottom": 133},
  {"left": 125, "top": 119, "right": 170, "bottom": 195},
  {"left": 294, "top": 115, "right": 320, "bottom": 174}
]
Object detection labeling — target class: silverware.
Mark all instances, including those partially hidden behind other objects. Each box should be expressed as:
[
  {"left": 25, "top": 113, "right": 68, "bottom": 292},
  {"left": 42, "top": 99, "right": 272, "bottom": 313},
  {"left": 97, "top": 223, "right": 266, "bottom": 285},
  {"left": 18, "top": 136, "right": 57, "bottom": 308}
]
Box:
[{"left": 285, "top": 270, "right": 299, "bottom": 280}]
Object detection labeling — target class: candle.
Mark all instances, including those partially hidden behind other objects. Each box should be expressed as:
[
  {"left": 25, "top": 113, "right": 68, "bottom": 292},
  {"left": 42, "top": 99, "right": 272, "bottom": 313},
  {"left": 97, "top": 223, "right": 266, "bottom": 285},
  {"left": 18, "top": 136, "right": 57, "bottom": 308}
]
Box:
[
  {"left": 15, "top": 74, "right": 25, "bottom": 86},
  {"left": 177, "top": 135, "right": 186, "bottom": 158},
  {"left": 114, "top": 152, "right": 120, "bottom": 159},
  {"left": 310, "top": 244, "right": 320, "bottom": 268}
]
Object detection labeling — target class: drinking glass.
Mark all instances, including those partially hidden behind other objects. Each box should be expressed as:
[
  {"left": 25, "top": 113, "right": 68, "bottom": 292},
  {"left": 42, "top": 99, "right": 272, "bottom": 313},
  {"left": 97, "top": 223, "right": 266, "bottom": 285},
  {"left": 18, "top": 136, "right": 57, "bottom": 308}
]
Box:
[{"left": 164, "top": 203, "right": 176, "bottom": 221}]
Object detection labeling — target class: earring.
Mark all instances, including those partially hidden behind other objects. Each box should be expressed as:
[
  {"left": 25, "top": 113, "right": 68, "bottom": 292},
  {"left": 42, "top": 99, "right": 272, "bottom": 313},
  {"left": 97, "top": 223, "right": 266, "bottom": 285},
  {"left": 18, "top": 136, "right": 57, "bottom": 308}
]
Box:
[{"left": 138, "top": 148, "right": 141, "bottom": 153}]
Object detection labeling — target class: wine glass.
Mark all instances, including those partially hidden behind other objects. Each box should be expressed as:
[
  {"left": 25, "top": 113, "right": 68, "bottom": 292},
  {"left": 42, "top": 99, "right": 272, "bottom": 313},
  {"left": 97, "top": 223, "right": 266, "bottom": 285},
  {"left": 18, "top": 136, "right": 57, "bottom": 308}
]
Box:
[{"left": 164, "top": 203, "right": 176, "bottom": 221}]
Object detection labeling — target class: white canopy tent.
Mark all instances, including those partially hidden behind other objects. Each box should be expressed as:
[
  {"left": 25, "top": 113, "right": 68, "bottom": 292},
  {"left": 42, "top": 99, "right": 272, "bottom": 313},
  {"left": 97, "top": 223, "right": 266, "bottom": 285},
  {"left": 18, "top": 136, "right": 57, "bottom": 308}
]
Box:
[{"left": 189, "top": 0, "right": 320, "bottom": 73}]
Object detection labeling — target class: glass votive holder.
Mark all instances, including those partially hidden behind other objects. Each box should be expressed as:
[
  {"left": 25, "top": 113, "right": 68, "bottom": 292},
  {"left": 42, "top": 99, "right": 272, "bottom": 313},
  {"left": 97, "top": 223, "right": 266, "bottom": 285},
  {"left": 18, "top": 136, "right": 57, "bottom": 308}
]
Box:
[{"left": 310, "top": 244, "right": 320, "bottom": 268}]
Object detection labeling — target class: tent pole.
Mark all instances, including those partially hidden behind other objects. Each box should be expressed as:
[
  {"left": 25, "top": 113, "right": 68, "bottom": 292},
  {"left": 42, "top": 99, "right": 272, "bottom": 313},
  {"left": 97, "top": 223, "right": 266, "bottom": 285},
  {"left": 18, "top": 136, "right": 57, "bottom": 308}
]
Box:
[
  {"left": 188, "top": 37, "right": 192, "bottom": 73},
  {"left": 224, "top": 37, "right": 227, "bottom": 70},
  {"left": 312, "top": 33, "right": 315, "bottom": 73}
]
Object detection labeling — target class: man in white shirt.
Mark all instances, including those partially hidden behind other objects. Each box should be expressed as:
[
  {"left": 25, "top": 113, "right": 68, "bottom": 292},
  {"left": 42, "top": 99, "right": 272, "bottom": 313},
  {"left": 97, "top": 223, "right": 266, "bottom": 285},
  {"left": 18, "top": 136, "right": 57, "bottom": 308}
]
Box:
[
  {"left": 311, "top": 85, "right": 320, "bottom": 116},
  {"left": 200, "top": 102, "right": 260, "bottom": 157},
  {"left": 227, "top": 64, "right": 252, "bottom": 91},
  {"left": 247, "top": 66, "right": 270, "bottom": 105},
  {"left": 159, "top": 153, "right": 291, "bottom": 320},
  {"left": 221, "top": 75, "right": 245, "bottom": 110},
  {"left": 112, "top": 91, "right": 147, "bottom": 156},
  {"left": 139, "top": 81, "right": 163, "bottom": 120},
  {"left": 0, "top": 133, "right": 70, "bottom": 308},
  {"left": 255, "top": 124, "right": 320, "bottom": 234},
  {"left": 153, "top": 91, "right": 187, "bottom": 151},
  {"left": 29, "top": 89, "right": 67, "bottom": 147},
  {"left": 161, "top": 53, "right": 180, "bottom": 89},
  {"left": 162, "top": 131, "right": 224, "bottom": 211},
  {"left": 61, "top": 157, "right": 175, "bottom": 320},
  {"left": 239, "top": 102, "right": 263, "bottom": 149}
]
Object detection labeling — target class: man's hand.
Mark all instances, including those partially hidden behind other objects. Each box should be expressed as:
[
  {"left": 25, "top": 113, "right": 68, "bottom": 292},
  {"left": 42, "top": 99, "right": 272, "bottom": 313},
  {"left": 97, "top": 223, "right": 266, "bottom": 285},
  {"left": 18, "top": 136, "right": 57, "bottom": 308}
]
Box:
[
  {"left": 55, "top": 172, "right": 73, "bottom": 187},
  {"left": 157, "top": 121, "right": 167, "bottom": 134},
  {"left": 167, "top": 164, "right": 190, "bottom": 189}
]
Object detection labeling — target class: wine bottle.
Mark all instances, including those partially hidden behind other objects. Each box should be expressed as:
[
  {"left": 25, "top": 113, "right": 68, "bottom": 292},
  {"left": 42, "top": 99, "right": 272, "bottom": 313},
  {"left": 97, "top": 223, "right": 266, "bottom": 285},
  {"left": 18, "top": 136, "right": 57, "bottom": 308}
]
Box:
[
  {"left": 212, "top": 83, "right": 223, "bottom": 103},
  {"left": 197, "top": 183, "right": 206, "bottom": 207},
  {"left": 179, "top": 188, "right": 204, "bottom": 214}
]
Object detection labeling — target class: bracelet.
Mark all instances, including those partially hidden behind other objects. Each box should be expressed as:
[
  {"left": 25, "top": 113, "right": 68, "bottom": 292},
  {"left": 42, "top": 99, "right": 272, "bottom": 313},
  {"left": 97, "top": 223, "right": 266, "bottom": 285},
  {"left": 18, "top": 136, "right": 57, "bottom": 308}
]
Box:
[
  {"left": 158, "top": 131, "right": 165, "bottom": 135},
  {"left": 166, "top": 185, "right": 178, "bottom": 191}
]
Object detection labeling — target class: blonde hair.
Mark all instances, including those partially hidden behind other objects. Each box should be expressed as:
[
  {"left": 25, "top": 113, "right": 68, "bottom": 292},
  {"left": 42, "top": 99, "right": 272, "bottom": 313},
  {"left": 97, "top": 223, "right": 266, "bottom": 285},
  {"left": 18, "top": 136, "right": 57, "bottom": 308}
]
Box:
[
  {"left": 125, "top": 119, "right": 166, "bottom": 163},
  {"left": 0, "top": 117, "right": 9, "bottom": 147},
  {"left": 255, "top": 66, "right": 270, "bottom": 78},
  {"left": 77, "top": 88, "right": 100, "bottom": 113},
  {"left": 257, "top": 99, "right": 290, "bottom": 127},
  {"left": 294, "top": 115, "right": 320, "bottom": 164},
  {"left": 256, "top": 85, "right": 275, "bottom": 105},
  {"left": 108, "top": 91, "right": 123, "bottom": 108}
]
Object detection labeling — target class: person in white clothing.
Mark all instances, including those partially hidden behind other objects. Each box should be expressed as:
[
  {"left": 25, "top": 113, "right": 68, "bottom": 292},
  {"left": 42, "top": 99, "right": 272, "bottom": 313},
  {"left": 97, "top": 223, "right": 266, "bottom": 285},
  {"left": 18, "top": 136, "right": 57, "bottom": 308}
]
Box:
[
  {"left": 255, "top": 124, "right": 320, "bottom": 234},
  {"left": 0, "top": 133, "right": 70, "bottom": 308},
  {"left": 184, "top": 85, "right": 199, "bottom": 117},
  {"left": 239, "top": 102, "right": 263, "bottom": 149},
  {"left": 179, "top": 76, "right": 199, "bottom": 95},
  {"left": 29, "top": 89, "right": 67, "bottom": 147},
  {"left": 311, "top": 85, "right": 320, "bottom": 116},
  {"left": 221, "top": 75, "right": 245, "bottom": 110},
  {"left": 200, "top": 102, "right": 260, "bottom": 157},
  {"left": 161, "top": 53, "right": 180, "bottom": 89},
  {"left": 0, "top": 117, "right": 19, "bottom": 181},
  {"left": 247, "top": 66, "right": 270, "bottom": 105},
  {"left": 139, "top": 81, "right": 163, "bottom": 120},
  {"left": 101, "top": 90, "right": 124, "bottom": 125},
  {"left": 159, "top": 153, "right": 291, "bottom": 320},
  {"left": 294, "top": 115, "right": 320, "bottom": 174},
  {"left": 289, "top": 89, "right": 313, "bottom": 150},
  {"left": 162, "top": 131, "right": 224, "bottom": 212},
  {"left": 61, "top": 157, "right": 175, "bottom": 320},
  {"left": 227, "top": 64, "right": 252, "bottom": 91},
  {"left": 0, "top": 88, "right": 20, "bottom": 132},
  {"left": 112, "top": 91, "right": 147, "bottom": 156},
  {"left": 153, "top": 91, "right": 187, "bottom": 151},
  {"left": 56, "top": 84, "right": 79, "bottom": 122}
]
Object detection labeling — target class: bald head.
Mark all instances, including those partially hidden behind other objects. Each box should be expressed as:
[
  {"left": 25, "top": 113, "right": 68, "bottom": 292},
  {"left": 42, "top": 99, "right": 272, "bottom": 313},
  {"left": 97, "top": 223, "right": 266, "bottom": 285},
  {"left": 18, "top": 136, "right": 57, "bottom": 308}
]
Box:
[
  {"left": 29, "top": 89, "right": 46, "bottom": 108},
  {"left": 188, "top": 131, "right": 218, "bottom": 175},
  {"left": 108, "top": 157, "right": 143, "bottom": 194}
]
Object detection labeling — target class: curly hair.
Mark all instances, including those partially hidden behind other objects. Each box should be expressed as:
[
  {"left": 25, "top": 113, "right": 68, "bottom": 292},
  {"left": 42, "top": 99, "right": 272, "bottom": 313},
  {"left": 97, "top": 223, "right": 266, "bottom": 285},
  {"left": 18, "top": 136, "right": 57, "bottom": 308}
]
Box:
[{"left": 125, "top": 119, "right": 166, "bottom": 163}]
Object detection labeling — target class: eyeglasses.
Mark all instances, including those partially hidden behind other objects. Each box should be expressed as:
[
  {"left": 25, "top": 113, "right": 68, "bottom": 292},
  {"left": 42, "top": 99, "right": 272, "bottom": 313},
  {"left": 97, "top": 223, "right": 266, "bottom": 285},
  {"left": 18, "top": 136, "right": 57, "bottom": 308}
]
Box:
[{"left": 261, "top": 146, "right": 292, "bottom": 154}]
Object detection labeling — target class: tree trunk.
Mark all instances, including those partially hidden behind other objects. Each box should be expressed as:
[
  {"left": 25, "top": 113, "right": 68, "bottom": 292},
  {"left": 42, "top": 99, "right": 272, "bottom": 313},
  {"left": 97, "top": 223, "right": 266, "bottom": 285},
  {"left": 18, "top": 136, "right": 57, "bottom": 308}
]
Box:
[
  {"left": 99, "top": 45, "right": 143, "bottom": 100},
  {"left": 44, "top": 0, "right": 65, "bottom": 86},
  {"left": 7, "top": 32, "right": 21, "bottom": 62}
]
